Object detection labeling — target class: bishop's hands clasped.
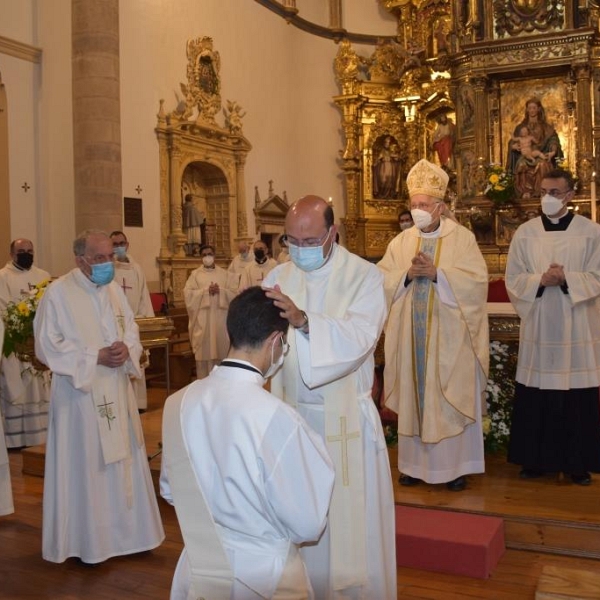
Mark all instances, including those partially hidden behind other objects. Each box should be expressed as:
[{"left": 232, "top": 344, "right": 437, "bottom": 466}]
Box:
[
  {"left": 208, "top": 282, "right": 220, "bottom": 296},
  {"left": 541, "top": 263, "right": 566, "bottom": 287},
  {"left": 264, "top": 285, "right": 307, "bottom": 329},
  {"left": 408, "top": 252, "right": 437, "bottom": 282},
  {"left": 98, "top": 341, "right": 130, "bottom": 368}
]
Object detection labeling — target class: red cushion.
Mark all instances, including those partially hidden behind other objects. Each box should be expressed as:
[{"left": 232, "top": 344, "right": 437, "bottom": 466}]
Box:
[
  {"left": 487, "top": 279, "right": 510, "bottom": 303},
  {"left": 150, "top": 292, "right": 168, "bottom": 314}
]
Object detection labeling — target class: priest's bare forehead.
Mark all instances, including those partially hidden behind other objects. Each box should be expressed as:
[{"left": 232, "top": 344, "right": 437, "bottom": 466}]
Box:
[{"left": 73, "top": 230, "right": 110, "bottom": 256}]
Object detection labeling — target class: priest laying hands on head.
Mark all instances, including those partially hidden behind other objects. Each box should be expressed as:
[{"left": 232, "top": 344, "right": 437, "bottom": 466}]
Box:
[{"left": 263, "top": 195, "right": 397, "bottom": 600}]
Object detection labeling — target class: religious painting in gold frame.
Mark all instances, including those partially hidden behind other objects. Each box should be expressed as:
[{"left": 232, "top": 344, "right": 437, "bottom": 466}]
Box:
[{"left": 499, "top": 76, "right": 573, "bottom": 177}]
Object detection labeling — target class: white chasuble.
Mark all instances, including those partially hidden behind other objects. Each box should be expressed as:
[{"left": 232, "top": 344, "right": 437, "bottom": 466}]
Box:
[
  {"left": 378, "top": 219, "right": 489, "bottom": 483},
  {"left": 265, "top": 245, "right": 397, "bottom": 600}
]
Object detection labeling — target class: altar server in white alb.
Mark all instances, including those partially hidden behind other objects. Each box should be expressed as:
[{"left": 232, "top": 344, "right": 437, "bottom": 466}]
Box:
[
  {"left": 506, "top": 168, "right": 600, "bottom": 486},
  {"left": 378, "top": 159, "right": 489, "bottom": 492},
  {"left": 161, "top": 286, "right": 334, "bottom": 600},
  {"left": 0, "top": 238, "right": 51, "bottom": 448},
  {"left": 110, "top": 230, "right": 154, "bottom": 410},
  {"left": 34, "top": 230, "right": 164, "bottom": 564},
  {"left": 263, "top": 196, "right": 396, "bottom": 600},
  {"left": 0, "top": 318, "right": 14, "bottom": 516},
  {"left": 184, "top": 244, "right": 237, "bottom": 379}
]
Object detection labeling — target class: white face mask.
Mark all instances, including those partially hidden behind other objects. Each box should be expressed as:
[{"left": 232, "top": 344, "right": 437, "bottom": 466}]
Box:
[
  {"left": 411, "top": 208, "right": 433, "bottom": 230},
  {"left": 288, "top": 229, "right": 333, "bottom": 272},
  {"left": 399, "top": 222, "right": 413, "bottom": 231},
  {"left": 541, "top": 194, "right": 565, "bottom": 217},
  {"left": 202, "top": 255, "right": 215, "bottom": 267},
  {"left": 264, "top": 334, "right": 288, "bottom": 379}
]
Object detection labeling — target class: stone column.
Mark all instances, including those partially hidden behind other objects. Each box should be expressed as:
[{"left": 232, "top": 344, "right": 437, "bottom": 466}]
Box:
[
  {"left": 235, "top": 153, "right": 248, "bottom": 241},
  {"left": 72, "top": 0, "right": 122, "bottom": 234}
]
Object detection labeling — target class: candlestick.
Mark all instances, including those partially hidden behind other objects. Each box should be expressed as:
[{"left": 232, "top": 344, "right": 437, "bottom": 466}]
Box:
[{"left": 592, "top": 172, "right": 597, "bottom": 223}]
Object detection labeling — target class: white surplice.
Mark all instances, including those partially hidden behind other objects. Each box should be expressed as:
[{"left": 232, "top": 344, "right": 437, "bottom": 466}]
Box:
[
  {"left": 378, "top": 220, "right": 489, "bottom": 484},
  {"left": 114, "top": 257, "right": 155, "bottom": 410},
  {"left": 0, "top": 262, "right": 51, "bottom": 447},
  {"left": 0, "top": 319, "right": 14, "bottom": 516},
  {"left": 33, "top": 269, "right": 164, "bottom": 563},
  {"left": 240, "top": 258, "right": 277, "bottom": 289},
  {"left": 184, "top": 265, "right": 235, "bottom": 379},
  {"left": 506, "top": 214, "right": 600, "bottom": 389},
  {"left": 263, "top": 245, "right": 397, "bottom": 600},
  {"left": 160, "top": 365, "right": 335, "bottom": 600}
]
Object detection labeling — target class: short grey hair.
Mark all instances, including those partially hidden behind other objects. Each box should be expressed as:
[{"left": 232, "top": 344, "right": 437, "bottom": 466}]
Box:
[{"left": 73, "top": 229, "right": 109, "bottom": 256}]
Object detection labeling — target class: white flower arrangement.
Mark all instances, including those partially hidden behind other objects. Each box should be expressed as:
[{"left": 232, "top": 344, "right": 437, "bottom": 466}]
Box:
[{"left": 483, "top": 340, "right": 516, "bottom": 453}]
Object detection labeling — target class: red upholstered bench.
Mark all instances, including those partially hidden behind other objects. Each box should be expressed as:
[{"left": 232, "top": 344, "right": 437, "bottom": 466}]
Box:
[
  {"left": 487, "top": 278, "right": 510, "bottom": 303},
  {"left": 395, "top": 505, "right": 505, "bottom": 579}
]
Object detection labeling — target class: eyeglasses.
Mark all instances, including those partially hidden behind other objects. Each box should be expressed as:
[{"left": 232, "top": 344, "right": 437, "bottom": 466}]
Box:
[
  {"left": 286, "top": 228, "right": 331, "bottom": 248},
  {"left": 541, "top": 188, "right": 571, "bottom": 198}
]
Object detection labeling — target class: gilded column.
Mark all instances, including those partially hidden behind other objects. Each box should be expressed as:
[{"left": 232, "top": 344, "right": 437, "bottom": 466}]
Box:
[
  {"left": 72, "top": 0, "right": 122, "bottom": 234},
  {"left": 574, "top": 65, "right": 594, "bottom": 193},
  {"left": 472, "top": 76, "right": 488, "bottom": 163}
]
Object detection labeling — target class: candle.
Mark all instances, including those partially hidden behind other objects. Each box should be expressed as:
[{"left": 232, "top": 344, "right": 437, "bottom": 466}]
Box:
[{"left": 592, "top": 173, "right": 597, "bottom": 223}]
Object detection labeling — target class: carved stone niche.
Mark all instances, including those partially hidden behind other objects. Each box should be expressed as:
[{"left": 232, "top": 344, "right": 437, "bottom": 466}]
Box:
[
  {"left": 155, "top": 37, "right": 252, "bottom": 306},
  {"left": 253, "top": 182, "right": 290, "bottom": 261}
]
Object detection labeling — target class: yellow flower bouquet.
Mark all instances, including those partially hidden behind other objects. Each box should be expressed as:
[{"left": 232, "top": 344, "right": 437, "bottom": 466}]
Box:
[
  {"left": 2, "top": 279, "right": 50, "bottom": 368},
  {"left": 485, "top": 164, "right": 515, "bottom": 206}
]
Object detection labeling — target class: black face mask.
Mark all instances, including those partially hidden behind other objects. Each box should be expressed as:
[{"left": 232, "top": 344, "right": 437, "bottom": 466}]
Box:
[
  {"left": 254, "top": 249, "right": 265, "bottom": 261},
  {"left": 15, "top": 253, "right": 34, "bottom": 270}
]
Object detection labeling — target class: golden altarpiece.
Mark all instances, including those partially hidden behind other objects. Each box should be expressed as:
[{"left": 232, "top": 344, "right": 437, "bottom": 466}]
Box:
[
  {"left": 156, "top": 37, "right": 252, "bottom": 305},
  {"left": 334, "top": 0, "right": 600, "bottom": 279}
]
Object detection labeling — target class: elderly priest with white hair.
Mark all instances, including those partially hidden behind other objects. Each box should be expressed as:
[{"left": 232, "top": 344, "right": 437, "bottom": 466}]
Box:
[
  {"left": 33, "top": 230, "right": 164, "bottom": 564},
  {"left": 378, "top": 159, "right": 489, "bottom": 492}
]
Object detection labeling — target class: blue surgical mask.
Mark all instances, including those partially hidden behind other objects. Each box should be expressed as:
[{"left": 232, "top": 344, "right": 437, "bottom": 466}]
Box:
[
  {"left": 288, "top": 229, "right": 333, "bottom": 272},
  {"left": 86, "top": 260, "right": 115, "bottom": 286},
  {"left": 114, "top": 246, "right": 127, "bottom": 260}
]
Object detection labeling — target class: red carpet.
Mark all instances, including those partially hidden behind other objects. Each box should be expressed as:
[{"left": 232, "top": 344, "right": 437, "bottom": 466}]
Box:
[{"left": 395, "top": 505, "right": 505, "bottom": 579}]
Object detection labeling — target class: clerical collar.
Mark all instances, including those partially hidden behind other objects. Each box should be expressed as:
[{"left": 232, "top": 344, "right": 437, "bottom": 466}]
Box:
[
  {"left": 255, "top": 257, "right": 267, "bottom": 265},
  {"left": 220, "top": 359, "right": 263, "bottom": 376},
  {"left": 541, "top": 211, "right": 574, "bottom": 231}
]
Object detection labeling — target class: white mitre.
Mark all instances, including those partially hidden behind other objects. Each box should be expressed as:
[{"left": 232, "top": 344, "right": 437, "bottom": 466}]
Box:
[{"left": 406, "top": 159, "right": 449, "bottom": 200}]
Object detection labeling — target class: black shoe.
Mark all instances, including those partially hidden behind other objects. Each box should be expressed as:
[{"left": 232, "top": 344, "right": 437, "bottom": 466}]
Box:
[
  {"left": 519, "top": 468, "right": 545, "bottom": 479},
  {"left": 446, "top": 476, "right": 466, "bottom": 492},
  {"left": 570, "top": 472, "right": 592, "bottom": 486},
  {"left": 399, "top": 474, "right": 421, "bottom": 486}
]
